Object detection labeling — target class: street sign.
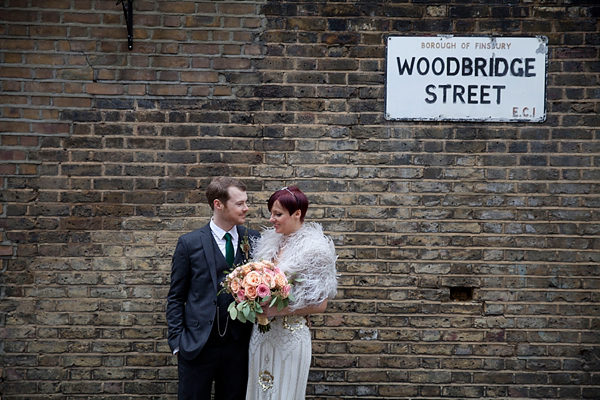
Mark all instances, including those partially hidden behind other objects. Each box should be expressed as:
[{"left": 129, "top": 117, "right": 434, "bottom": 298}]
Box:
[{"left": 385, "top": 35, "right": 548, "bottom": 122}]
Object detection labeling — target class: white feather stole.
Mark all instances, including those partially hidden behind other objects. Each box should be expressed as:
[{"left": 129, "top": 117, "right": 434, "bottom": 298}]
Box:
[{"left": 251, "top": 222, "right": 338, "bottom": 311}]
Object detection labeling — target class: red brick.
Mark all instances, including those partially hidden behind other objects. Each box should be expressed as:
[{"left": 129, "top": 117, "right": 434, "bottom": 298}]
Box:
[
  {"left": 31, "top": 97, "right": 51, "bottom": 106},
  {"left": 153, "top": 56, "right": 188, "bottom": 68},
  {"left": 147, "top": 85, "right": 188, "bottom": 96},
  {"left": 183, "top": 44, "right": 219, "bottom": 55},
  {"left": 20, "top": 137, "right": 39, "bottom": 147},
  {"left": 97, "top": 69, "right": 116, "bottom": 80},
  {"left": 185, "top": 15, "right": 219, "bottom": 28},
  {"left": 66, "top": 41, "right": 95, "bottom": 52},
  {"left": 90, "top": 27, "right": 122, "bottom": 39},
  {"left": 127, "top": 85, "right": 146, "bottom": 96},
  {"left": 53, "top": 97, "right": 91, "bottom": 108},
  {"left": 64, "top": 83, "right": 84, "bottom": 93},
  {"left": 40, "top": 109, "right": 59, "bottom": 119},
  {"left": 24, "top": 82, "right": 63, "bottom": 93},
  {"left": 164, "top": 16, "right": 181, "bottom": 27},
  {"left": 243, "top": 18, "right": 262, "bottom": 29},
  {"left": 0, "top": 95, "right": 28, "bottom": 104},
  {"left": 0, "top": 150, "right": 26, "bottom": 160},
  {"left": 0, "top": 164, "right": 17, "bottom": 174},
  {"left": 0, "top": 122, "right": 29, "bottom": 133},
  {"left": 191, "top": 58, "right": 211, "bottom": 69},
  {"left": 86, "top": 83, "right": 125, "bottom": 95},
  {"left": 218, "top": 3, "right": 256, "bottom": 14},
  {"left": 223, "top": 44, "right": 242, "bottom": 55},
  {"left": 1, "top": 136, "right": 19, "bottom": 146},
  {"left": 2, "top": 10, "right": 38, "bottom": 22},
  {"left": 58, "top": 68, "right": 94, "bottom": 81},
  {"left": 214, "top": 86, "right": 232, "bottom": 96},
  {"left": 197, "top": 3, "right": 216, "bottom": 13},
  {"left": 212, "top": 58, "right": 252, "bottom": 70},
  {"left": 30, "top": 0, "right": 71, "bottom": 8},
  {"left": 4, "top": 53, "right": 22, "bottom": 63},
  {"left": 119, "top": 69, "right": 156, "bottom": 81},
  {"left": 223, "top": 17, "right": 242, "bottom": 28},
  {"left": 190, "top": 86, "right": 210, "bottom": 96},
  {"left": 135, "top": 15, "right": 161, "bottom": 27},
  {"left": 22, "top": 109, "right": 39, "bottom": 119},
  {"left": 2, "top": 81, "right": 21, "bottom": 91},
  {"left": 152, "top": 29, "right": 186, "bottom": 41},
  {"left": 32, "top": 123, "right": 70, "bottom": 135},
  {"left": 0, "top": 67, "right": 32, "bottom": 78},
  {"left": 19, "top": 164, "right": 38, "bottom": 175},
  {"left": 34, "top": 69, "right": 54, "bottom": 79},
  {"left": 161, "top": 43, "right": 179, "bottom": 54},
  {"left": 2, "top": 108, "right": 20, "bottom": 118},
  {"left": 180, "top": 71, "right": 218, "bottom": 83},
  {"left": 40, "top": 11, "right": 61, "bottom": 23},
  {"left": 158, "top": 2, "right": 195, "bottom": 13},
  {"left": 131, "top": 56, "right": 150, "bottom": 67},
  {"left": 0, "top": 246, "right": 14, "bottom": 256},
  {"left": 25, "top": 54, "right": 66, "bottom": 66},
  {"left": 29, "top": 25, "right": 67, "bottom": 37},
  {"left": 73, "top": 0, "right": 92, "bottom": 9}
]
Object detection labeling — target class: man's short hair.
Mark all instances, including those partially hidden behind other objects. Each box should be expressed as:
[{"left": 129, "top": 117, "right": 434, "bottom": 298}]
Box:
[{"left": 205, "top": 177, "right": 246, "bottom": 210}]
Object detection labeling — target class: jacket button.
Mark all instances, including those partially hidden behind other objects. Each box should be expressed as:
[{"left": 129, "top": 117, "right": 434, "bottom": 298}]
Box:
[
  {"left": 213, "top": 300, "right": 217, "bottom": 305},
  {"left": 209, "top": 320, "right": 213, "bottom": 325}
]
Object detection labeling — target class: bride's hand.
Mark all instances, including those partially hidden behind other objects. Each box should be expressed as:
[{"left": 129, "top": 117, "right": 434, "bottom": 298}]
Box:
[
  {"left": 261, "top": 299, "right": 328, "bottom": 318},
  {"left": 261, "top": 305, "right": 289, "bottom": 318}
]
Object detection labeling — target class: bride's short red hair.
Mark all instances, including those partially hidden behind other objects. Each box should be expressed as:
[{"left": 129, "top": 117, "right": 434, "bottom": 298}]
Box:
[{"left": 267, "top": 186, "right": 308, "bottom": 221}]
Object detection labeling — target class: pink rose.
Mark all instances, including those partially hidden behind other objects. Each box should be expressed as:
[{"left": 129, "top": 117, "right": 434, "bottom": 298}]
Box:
[
  {"left": 282, "top": 284, "right": 291, "bottom": 298},
  {"left": 236, "top": 289, "right": 245, "bottom": 301},
  {"left": 257, "top": 284, "right": 271, "bottom": 299}
]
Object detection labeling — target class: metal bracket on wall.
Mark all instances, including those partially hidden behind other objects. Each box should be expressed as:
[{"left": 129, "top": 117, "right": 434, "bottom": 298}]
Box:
[{"left": 116, "top": 0, "right": 133, "bottom": 50}]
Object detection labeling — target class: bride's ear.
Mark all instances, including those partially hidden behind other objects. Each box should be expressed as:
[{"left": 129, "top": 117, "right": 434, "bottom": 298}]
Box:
[{"left": 292, "top": 209, "right": 301, "bottom": 220}]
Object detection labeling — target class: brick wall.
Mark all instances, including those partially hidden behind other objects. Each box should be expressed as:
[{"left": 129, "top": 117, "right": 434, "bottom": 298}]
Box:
[{"left": 1, "top": 0, "right": 599, "bottom": 398}]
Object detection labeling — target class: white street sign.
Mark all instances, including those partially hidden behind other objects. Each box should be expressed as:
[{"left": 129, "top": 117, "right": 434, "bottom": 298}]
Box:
[{"left": 385, "top": 35, "right": 548, "bottom": 122}]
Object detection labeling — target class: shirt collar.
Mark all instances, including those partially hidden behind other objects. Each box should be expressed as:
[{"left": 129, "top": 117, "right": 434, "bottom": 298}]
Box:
[{"left": 210, "top": 218, "right": 239, "bottom": 241}]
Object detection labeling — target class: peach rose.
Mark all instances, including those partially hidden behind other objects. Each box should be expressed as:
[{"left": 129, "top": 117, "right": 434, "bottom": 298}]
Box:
[
  {"left": 274, "top": 273, "right": 287, "bottom": 288},
  {"left": 243, "top": 271, "right": 262, "bottom": 287},
  {"left": 262, "top": 273, "right": 276, "bottom": 288},
  {"left": 245, "top": 285, "right": 257, "bottom": 300},
  {"left": 230, "top": 278, "right": 242, "bottom": 293}
]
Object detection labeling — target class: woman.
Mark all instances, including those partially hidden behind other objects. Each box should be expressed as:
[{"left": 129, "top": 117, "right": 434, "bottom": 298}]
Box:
[{"left": 246, "top": 186, "right": 338, "bottom": 400}]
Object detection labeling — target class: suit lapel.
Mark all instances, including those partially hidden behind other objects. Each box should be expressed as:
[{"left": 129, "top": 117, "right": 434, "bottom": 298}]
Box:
[
  {"left": 200, "top": 226, "right": 221, "bottom": 292},
  {"left": 234, "top": 225, "right": 248, "bottom": 265}
]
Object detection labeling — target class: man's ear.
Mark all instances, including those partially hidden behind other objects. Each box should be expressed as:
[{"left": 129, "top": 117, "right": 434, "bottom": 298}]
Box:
[{"left": 214, "top": 199, "right": 222, "bottom": 210}]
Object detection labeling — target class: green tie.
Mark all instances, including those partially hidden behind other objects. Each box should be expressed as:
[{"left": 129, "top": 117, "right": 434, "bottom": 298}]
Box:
[{"left": 224, "top": 232, "right": 234, "bottom": 267}]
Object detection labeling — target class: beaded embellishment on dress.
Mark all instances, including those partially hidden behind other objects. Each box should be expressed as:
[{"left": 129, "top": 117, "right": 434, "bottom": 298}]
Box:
[
  {"left": 282, "top": 315, "right": 307, "bottom": 333},
  {"left": 258, "top": 370, "right": 274, "bottom": 391}
]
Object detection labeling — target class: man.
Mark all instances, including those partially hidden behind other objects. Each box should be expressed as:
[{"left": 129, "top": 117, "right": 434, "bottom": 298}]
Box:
[{"left": 166, "top": 177, "right": 259, "bottom": 400}]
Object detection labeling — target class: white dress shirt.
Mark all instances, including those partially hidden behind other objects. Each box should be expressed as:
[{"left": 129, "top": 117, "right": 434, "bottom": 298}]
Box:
[{"left": 210, "top": 218, "right": 239, "bottom": 259}]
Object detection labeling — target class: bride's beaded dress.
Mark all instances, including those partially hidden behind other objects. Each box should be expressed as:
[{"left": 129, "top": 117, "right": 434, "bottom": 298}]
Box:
[{"left": 245, "top": 223, "right": 337, "bottom": 400}]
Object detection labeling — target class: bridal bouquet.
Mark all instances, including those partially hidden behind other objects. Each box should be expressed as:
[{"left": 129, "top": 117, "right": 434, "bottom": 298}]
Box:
[{"left": 221, "top": 260, "right": 294, "bottom": 333}]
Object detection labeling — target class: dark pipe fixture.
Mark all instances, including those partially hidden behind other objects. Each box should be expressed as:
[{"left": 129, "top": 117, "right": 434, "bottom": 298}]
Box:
[{"left": 116, "top": 0, "right": 133, "bottom": 50}]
